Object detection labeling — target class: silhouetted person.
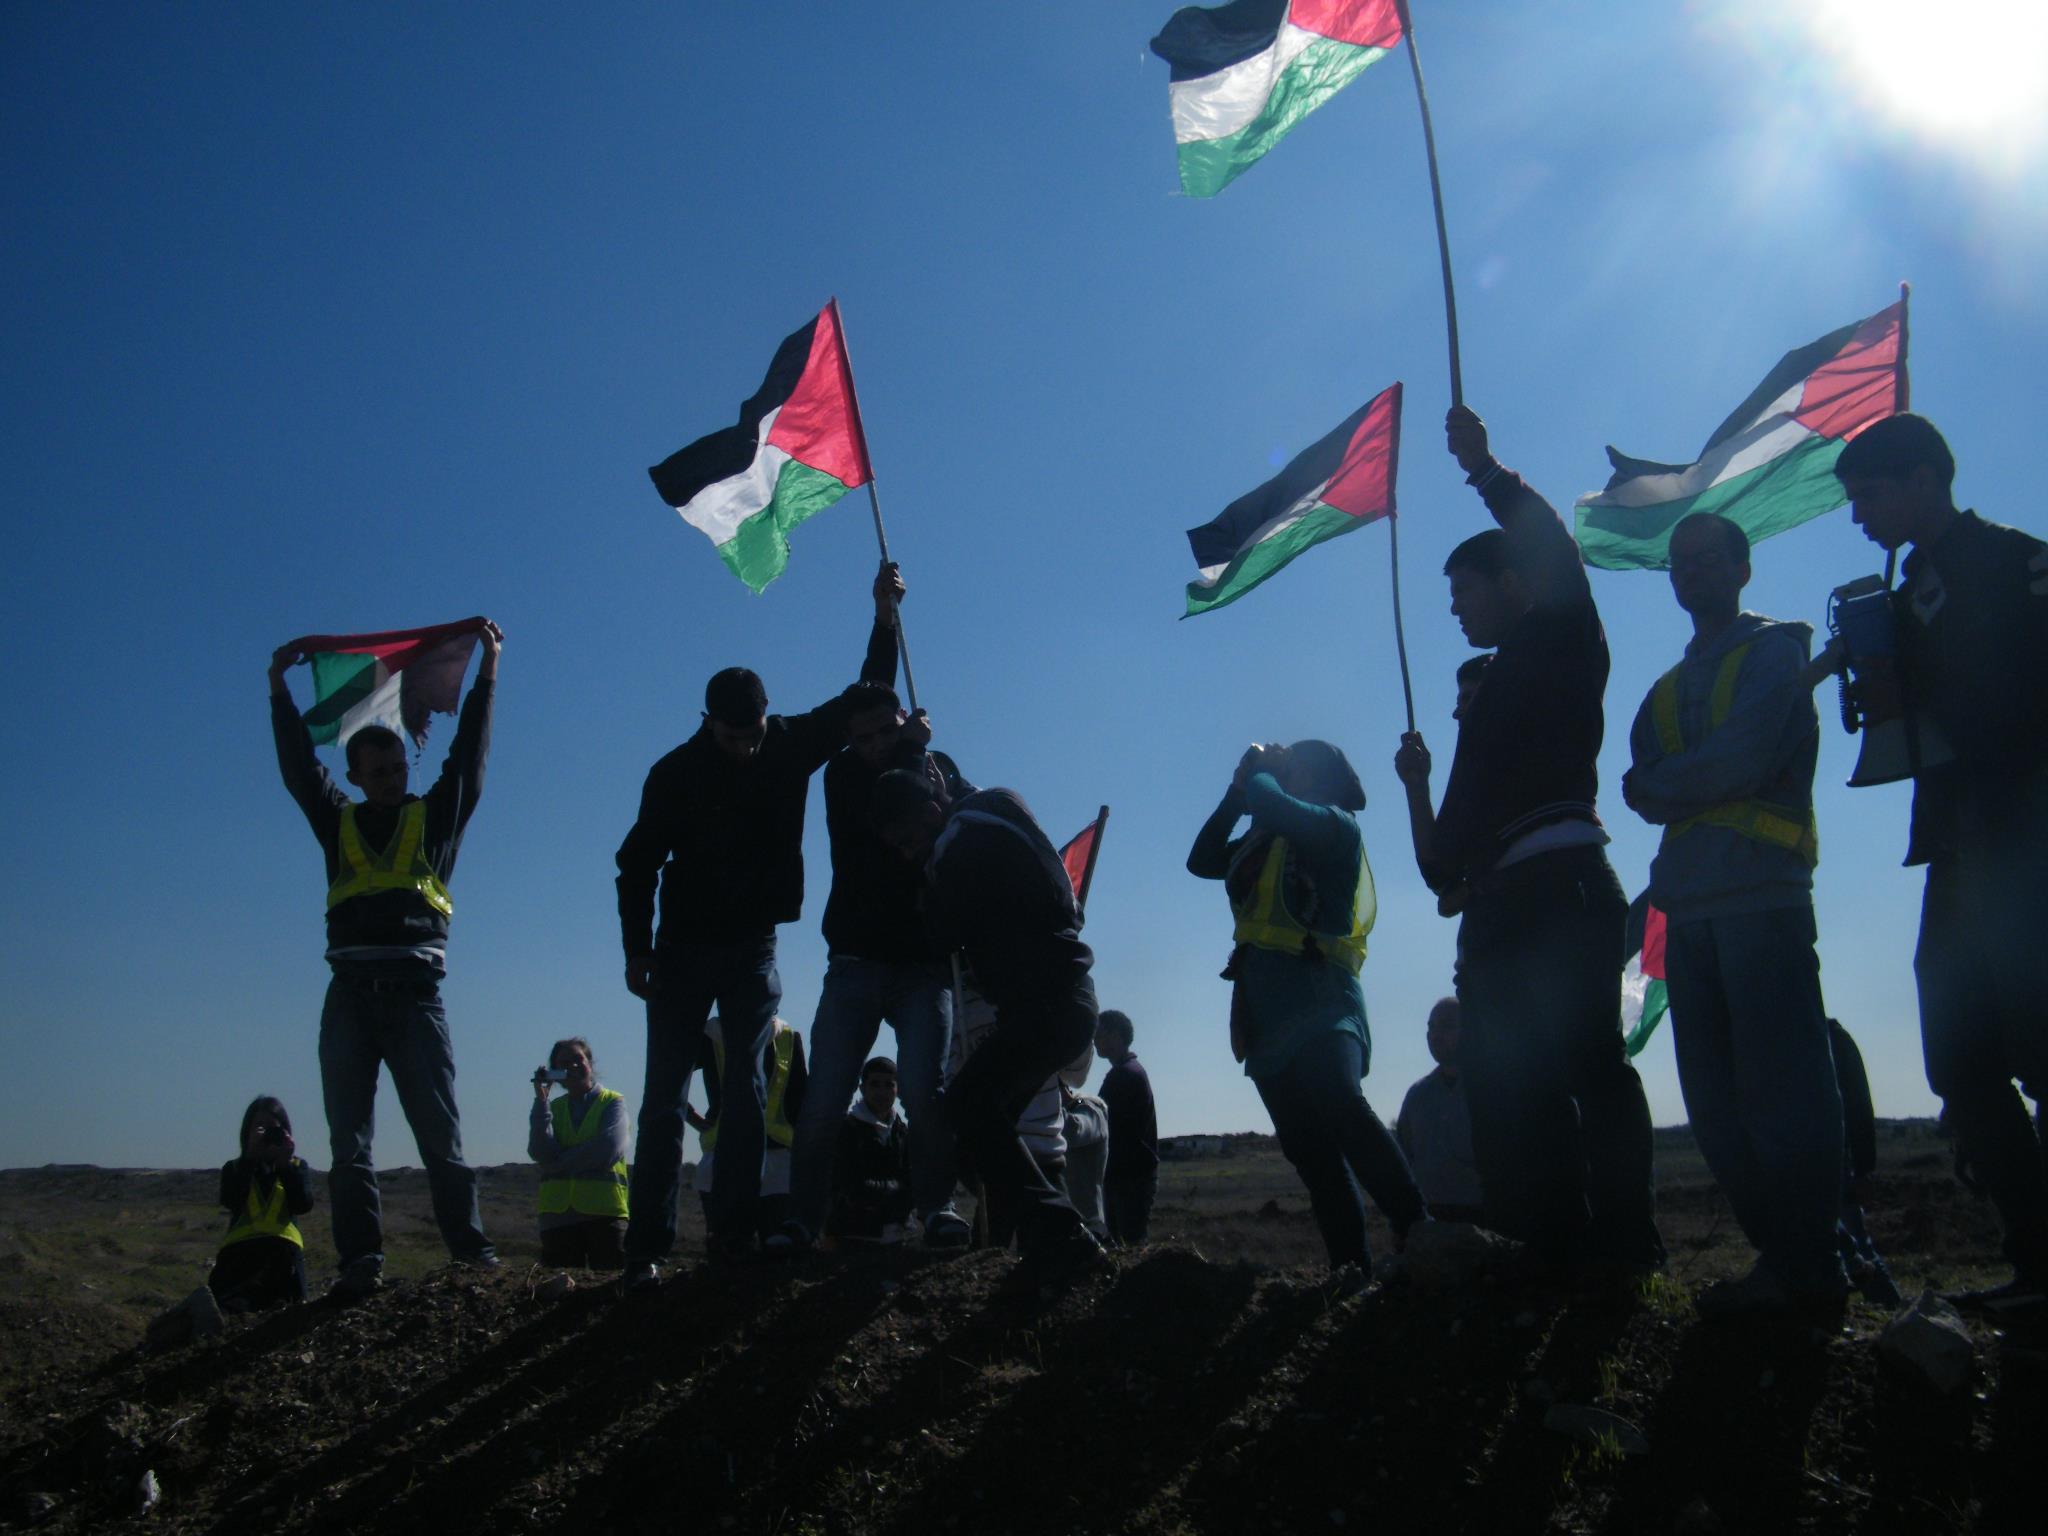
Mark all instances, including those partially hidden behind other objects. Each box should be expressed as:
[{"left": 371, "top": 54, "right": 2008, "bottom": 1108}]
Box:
[
  {"left": 1395, "top": 998, "right": 1483, "bottom": 1225},
  {"left": 1096, "top": 1009, "right": 1159, "bottom": 1245}
]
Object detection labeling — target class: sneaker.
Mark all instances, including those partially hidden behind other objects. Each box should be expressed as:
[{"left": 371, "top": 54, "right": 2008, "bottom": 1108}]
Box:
[
  {"left": 922, "top": 1209, "right": 971, "bottom": 1250},
  {"left": 1850, "top": 1257, "right": 1906, "bottom": 1310},
  {"left": 451, "top": 1252, "right": 501, "bottom": 1273},
  {"left": 329, "top": 1256, "right": 385, "bottom": 1302},
  {"left": 1328, "top": 1261, "right": 1378, "bottom": 1301},
  {"left": 1695, "top": 1265, "right": 1845, "bottom": 1321},
  {"left": 762, "top": 1220, "right": 813, "bottom": 1258},
  {"left": 619, "top": 1260, "right": 661, "bottom": 1295}
]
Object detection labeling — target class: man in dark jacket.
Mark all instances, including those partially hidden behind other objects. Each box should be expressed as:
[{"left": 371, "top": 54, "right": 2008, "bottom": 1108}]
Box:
[
  {"left": 269, "top": 620, "right": 502, "bottom": 1295},
  {"left": 1393, "top": 408, "right": 1662, "bottom": 1277},
  {"left": 871, "top": 771, "right": 1106, "bottom": 1281},
  {"left": 1095, "top": 1009, "right": 1158, "bottom": 1245},
  {"left": 614, "top": 565, "right": 901, "bottom": 1287},
  {"left": 829, "top": 1056, "right": 917, "bottom": 1242},
  {"left": 781, "top": 695, "right": 974, "bottom": 1250},
  {"left": 1838, "top": 414, "right": 2048, "bottom": 1309}
]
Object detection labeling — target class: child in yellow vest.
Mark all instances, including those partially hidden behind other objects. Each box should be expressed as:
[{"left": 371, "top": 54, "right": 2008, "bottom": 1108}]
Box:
[{"left": 208, "top": 1097, "right": 315, "bottom": 1311}]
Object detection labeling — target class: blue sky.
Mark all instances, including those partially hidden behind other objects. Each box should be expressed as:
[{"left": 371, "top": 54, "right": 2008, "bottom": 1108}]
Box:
[{"left": 5, "top": 3, "right": 2044, "bottom": 1171}]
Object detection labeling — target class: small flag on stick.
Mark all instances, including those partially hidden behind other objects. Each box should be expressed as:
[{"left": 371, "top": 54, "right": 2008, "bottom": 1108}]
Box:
[
  {"left": 1621, "top": 894, "right": 1670, "bottom": 1058},
  {"left": 648, "top": 300, "right": 873, "bottom": 593},
  {"left": 292, "top": 620, "right": 485, "bottom": 750},
  {"left": 1185, "top": 382, "right": 1401, "bottom": 617},
  {"left": 1059, "top": 806, "right": 1111, "bottom": 912}
]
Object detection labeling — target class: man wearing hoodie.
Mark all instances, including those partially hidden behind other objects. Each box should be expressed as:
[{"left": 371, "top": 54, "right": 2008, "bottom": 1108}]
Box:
[{"left": 1621, "top": 511, "right": 1844, "bottom": 1316}]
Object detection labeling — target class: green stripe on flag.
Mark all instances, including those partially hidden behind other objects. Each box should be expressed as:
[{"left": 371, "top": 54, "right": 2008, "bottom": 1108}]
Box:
[
  {"left": 718, "top": 457, "right": 855, "bottom": 594},
  {"left": 304, "top": 653, "right": 382, "bottom": 744},
  {"left": 1185, "top": 500, "right": 1366, "bottom": 616},
  {"left": 1177, "top": 38, "right": 1392, "bottom": 198},
  {"left": 1576, "top": 432, "right": 1848, "bottom": 571},
  {"left": 1624, "top": 977, "right": 1669, "bottom": 1058}
]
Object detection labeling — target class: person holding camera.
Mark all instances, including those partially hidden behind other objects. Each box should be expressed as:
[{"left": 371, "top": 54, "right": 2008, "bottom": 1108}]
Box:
[
  {"left": 208, "top": 1096, "right": 316, "bottom": 1312},
  {"left": 612, "top": 564, "right": 902, "bottom": 1289},
  {"left": 1618, "top": 511, "right": 1843, "bottom": 1317},
  {"left": 530, "top": 1037, "right": 632, "bottom": 1269},
  {"left": 269, "top": 621, "right": 502, "bottom": 1299},
  {"left": 1836, "top": 413, "right": 2048, "bottom": 1310}
]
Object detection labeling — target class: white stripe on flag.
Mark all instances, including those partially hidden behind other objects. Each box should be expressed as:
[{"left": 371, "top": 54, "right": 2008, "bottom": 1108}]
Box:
[
  {"left": 672, "top": 406, "right": 792, "bottom": 545},
  {"left": 338, "top": 665, "right": 402, "bottom": 746},
  {"left": 1578, "top": 383, "right": 1811, "bottom": 510},
  {"left": 1188, "top": 473, "right": 1333, "bottom": 590},
  {"left": 1167, "top": 21, "right": 1318, "bottom": 144}
]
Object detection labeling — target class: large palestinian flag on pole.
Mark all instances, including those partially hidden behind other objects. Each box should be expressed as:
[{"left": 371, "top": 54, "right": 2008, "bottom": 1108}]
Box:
[
  {"left": 1575, "top": 296, "right": 1908, "bottom": 571},
  {"left": 294, "top": 620, "right": 484, "bottom": 750},
  {"left": 648, "top": 300, "right": 873, "bottom": 593},
  {"left": 1185, "top": 382, "right": 1401, "bottom": 616},
  {"left": 1151, "top": 0, "right": 1405, "bottom": 196}
]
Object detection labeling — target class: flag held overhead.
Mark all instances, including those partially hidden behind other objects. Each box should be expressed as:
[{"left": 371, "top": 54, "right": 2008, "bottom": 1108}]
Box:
[
  {"left": 293, "top": 619, "right": 486, "bottom": 750},
  {"left": 1184, "top": 382, "right": 1402, "bottom": 617},
  {"left": 648, "top": 300, "right": 873, "bottom": 593}
]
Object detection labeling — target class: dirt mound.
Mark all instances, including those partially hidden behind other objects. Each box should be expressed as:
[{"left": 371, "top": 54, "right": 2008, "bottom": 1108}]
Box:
[{"left": 1, "top": 1232, "right": 2043, "bottom": 1536}]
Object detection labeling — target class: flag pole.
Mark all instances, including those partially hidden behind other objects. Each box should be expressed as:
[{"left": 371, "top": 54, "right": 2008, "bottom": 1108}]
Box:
[
  {"left": 829, "top": 298, "right": 920, "bottom": 712},
  {"left": 1396, "top": 0, "right": 1463, "bottom": 409}
]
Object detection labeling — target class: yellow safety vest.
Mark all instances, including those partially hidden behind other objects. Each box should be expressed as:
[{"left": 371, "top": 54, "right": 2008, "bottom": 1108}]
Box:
[
  {"left": 701, "top": 1025, "right": 797, "bottom": 1152},
  {"left": 1231, "top": 837, "right": 1375, "bottom": 976},
  {"left": 537, "top": 1088, "right": 630, "bottom": 1219},
  {"left": 1650, "top": 643, "right": 1819, "bottom": 866},
  {"left": 221, "top": 1171, "right": 305, "bottom": 1250},
  {"left": 327, "top": 800, "right": 454, "bottom": 916}
]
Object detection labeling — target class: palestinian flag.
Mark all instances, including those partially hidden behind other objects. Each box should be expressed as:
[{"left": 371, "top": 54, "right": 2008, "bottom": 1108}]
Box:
[
  {"left": 1576, "top": 297, "right": 1908, "bottom": 571},
  {"left": 648, "top": 299, "right": 872, "bottom": 593},
  {"left": 1059, "top": 807, "right": 1110, "bottom": 911},
  {"left": 1621, "top": 893, "right": 1670, "bottom": 1058},
  {"left": 295, "top": 620, "right": 484, "bottom": 750},
  {"left": 1151, "top": 0, "right": 1405, "bottom": 198},
  {"left": 1185, "top": 381, "right": 1401, "bottom": 616}
]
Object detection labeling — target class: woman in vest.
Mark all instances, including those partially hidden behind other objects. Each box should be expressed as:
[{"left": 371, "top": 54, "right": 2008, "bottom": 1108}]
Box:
[
  {"left": 529, "top": 1037, "right": 631, "bottom": 1269},
  {"left": 693, "top": 1015, "right": 807, "bottom": 1247},
  {"left": 208, "top": 1095, "right": 316, "bottom": 1311},
  {"left": 1188, "top": 741, "right": 1427, "bottom": 1280}
]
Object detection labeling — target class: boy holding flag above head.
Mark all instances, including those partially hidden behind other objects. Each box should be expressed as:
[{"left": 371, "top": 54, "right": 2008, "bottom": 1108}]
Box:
[
  {"left": 1393, "top": 409, "right": 1662, "bottom": 1280},
  {"left": 268, "top": 618, "right": 503, "bottom": 1297},
  {"left": 613, "top": 563, "right": 904, "bottom": 1290},
  {"left": 1619, "top": 512, "right": 1846, "bottom": 1317}
]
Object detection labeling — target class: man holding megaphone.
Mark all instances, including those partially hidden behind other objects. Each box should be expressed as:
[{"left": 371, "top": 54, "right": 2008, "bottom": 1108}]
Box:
[{"left": 1836, "top": 414, "right": 2048, "bottom": 1312}]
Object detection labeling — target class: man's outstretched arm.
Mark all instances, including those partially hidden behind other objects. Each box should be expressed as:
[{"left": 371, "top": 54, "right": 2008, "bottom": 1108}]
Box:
[
  {"left": 788, "top": 561, "right": 907, "bottom": 770},
  {"left": 426, "top": 619, "right": 501, "bottom": 838},
  {"left": 1446, "top": 406, "right": 1590, "bottom": 613},
  {"left": 268, "top": 641, "right": 347, "bottom": 836}
]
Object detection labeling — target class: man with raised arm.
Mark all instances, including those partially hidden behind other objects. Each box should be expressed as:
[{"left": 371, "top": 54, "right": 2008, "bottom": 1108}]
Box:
[
  {"left": 269, "top": 619, "right": 502, "bottom": 1297},
  {"left": 613, "top": 563, "right": 902, "bottom": 1290},
  {"left": 1620, "top": 511, "right": 1843, "bottom": 1317},
  {"left": 1393, "top": 408, "right": 1662, "bottom": 1280}
]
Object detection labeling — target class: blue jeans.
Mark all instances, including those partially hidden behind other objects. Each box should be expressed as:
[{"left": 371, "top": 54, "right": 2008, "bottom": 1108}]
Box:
[
  {"left": 318, "top": 971, "right": 493, "bottom": 1268},
  {"left": 624, "top": 938, "right": 781, "bottom": 1261},
  {"left": 1666, "top": 905, "right": 1846, "bottom": 1295},
  {"left": 791, "top": 955, "right": 955, "bottom": 1235},
  {"left": 1252, "top": 1029, "right": 1423, "bottom": 1268}
]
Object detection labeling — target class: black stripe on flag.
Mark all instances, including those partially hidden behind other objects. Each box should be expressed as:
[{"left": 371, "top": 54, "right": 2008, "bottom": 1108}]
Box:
[
  {"left": 648, "top": 315, "right": 819, "bottom": 508},
  {"left": 1186, "top": 395, "right": 1377, "bottom": 570},
  {"left": 1150, "top": 0, "right": 1289, "bottom": 83}
]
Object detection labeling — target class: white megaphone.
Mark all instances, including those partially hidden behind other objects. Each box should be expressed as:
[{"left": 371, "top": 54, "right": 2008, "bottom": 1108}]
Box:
[{"left": 1828, "top": 575, "right": 1956, "bottom": 788}]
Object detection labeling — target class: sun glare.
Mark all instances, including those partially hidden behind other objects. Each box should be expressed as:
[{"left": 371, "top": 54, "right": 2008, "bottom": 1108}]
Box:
[{"left": 1784, "top": 0, "right": 2048, "bottom": 168}]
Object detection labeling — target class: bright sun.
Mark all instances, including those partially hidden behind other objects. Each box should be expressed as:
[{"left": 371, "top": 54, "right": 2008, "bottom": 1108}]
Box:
[{"left": 1785, "top": 0, "right": 2048, "bottom": 165}]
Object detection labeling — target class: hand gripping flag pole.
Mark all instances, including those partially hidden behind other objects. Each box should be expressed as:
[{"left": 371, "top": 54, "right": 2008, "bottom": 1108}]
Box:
[{"left": 829, "top": 299, "right": 920, "bottom": 713}]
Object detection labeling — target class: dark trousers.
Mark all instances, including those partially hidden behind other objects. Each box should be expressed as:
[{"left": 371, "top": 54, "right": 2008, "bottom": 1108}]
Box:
[
  {"left": 1103, "top": 1173, "right": 1158, "bottom": 1246},
  {"left": 1918, "top": 853, "right": 2048, "bottom": 1279},
  {"left": 539, "top": 1219, "right": 628, "bottom": 1270},
  {"left": 318, "top": 971, "right": 492, "bottom": 1268},
  {"left": 1253, "top": 1030, "right": 1424, "bottom": 1268},
  {"left": 944, "top": 982, "right": 1097, "bottom": 1261},
  {"left": 984, "top": 1158, "right": 1068, "bottom": 1250},
  {"left": 1456, "top": 847, "right": 1663, "bottom": 1267},
  {"left": 625, "top": 938, "right": 781, "bottom": 1262},
  {"left": 207, "top": 1237, "right": 307, "bottom": 1310},
  {"left": 1666, "top": 905, "right": 1845, "bottom": 1293}
]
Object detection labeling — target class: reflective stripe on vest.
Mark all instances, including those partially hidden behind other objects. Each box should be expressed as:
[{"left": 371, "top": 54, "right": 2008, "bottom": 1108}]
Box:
[
  {"left": 327, "top": 800, "right": 454, "bottom": 917},
  {"left": 1649, "top": 643, "right": 1819, "bottom": 866},
  {"left": 701, "top": 1026, "right": 797, "bottom": 1152},
  {"left": 537, "top": 1087, "right": 629, "bottom": 1219},
  {"left": 1230, "top": 837, "right": 1375, "bottom": 976},
  {"left": 221, "top": 1172, "right": 305, "bottom": 1250}
]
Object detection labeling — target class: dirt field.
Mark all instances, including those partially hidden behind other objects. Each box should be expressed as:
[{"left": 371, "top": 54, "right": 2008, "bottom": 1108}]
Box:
[{"left": 2, "top": 1122, "right": 2043, "bottom": 1534}]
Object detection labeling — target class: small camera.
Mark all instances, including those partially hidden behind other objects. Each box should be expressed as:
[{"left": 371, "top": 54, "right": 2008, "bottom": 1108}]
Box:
[
  {"left": 534, "top": 1067, "right": 568, "bottom": 1085},
  {"left": 257, "top": 1124, "right": 287, "bottom": 1145}
]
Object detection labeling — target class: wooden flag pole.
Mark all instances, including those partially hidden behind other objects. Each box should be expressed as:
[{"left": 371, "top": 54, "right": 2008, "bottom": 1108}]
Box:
[
  {"left": 830, "top": 298, "right": 921, "bottom": 713},
  {"left": 1388, "top": 518, "right": 1417, "bottom": 733},
  {"left": 1397, "top": 0, "right": 1464, "bottom": 410}
]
